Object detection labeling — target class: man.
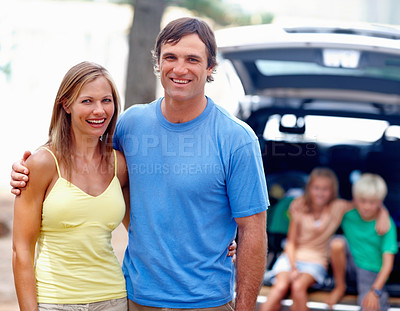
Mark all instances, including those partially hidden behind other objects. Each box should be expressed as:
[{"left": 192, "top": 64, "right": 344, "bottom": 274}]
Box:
[{"left": 11, "top": 17, "right": 269, "bottom": 311}]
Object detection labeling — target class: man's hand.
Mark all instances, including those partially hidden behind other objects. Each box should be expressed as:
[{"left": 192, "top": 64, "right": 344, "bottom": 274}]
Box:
[{"left": 10, "top": 151, "right": 31, "bottom": 196}]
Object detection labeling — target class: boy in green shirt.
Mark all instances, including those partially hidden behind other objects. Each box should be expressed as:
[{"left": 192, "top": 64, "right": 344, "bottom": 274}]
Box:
[{"left": 331, "top": 173, "right": 398, "bottom": 311}]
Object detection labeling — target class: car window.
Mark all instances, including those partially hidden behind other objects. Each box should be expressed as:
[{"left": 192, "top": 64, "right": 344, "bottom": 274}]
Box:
[
  {"left": 223, "top": 48, "right": 400, "bottom": 96},
  {"left": 263, "top": 114, "right": 388, "bottom": 144},
  {"left": 385, "top": 124, "right": 400, "bottom": 140},
  {"left": 252, "top": 50, "right": 400, "bottom": 81}
]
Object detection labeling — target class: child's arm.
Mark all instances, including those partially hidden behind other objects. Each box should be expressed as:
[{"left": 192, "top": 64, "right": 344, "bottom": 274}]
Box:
[
  {"left": 375, "top": 207, "right": 390, "bottom": 236},
  {"left": 361, "top": 253, "right": 394, "bottom": 311},
  {"left": 284, "top": 211, "right": 300, "bottom": 279},
  {"left": 342, "top": 199, "right": 389, "bottom": 235}
]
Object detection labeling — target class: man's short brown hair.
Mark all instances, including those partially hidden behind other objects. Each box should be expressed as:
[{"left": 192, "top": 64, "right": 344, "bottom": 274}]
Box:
[{"left": 152, "top": 17, "right": 217, "bottom": 82}]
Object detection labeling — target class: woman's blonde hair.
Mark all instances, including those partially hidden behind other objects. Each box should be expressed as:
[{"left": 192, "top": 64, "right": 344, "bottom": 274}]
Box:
[
  {"left": 47, "top": 61, "right": 121, "bottom": 177},
  {"left": 304, "top": 167, "right": 339, "bottom": 208}
]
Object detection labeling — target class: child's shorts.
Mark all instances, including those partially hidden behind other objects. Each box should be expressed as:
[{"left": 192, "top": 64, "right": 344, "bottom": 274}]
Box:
[
  {"left": 266, "top": 253, "right": 327, "bottom": 285},
  {"left": 332, "top": 236, "right": 390, "bottom": 311}
]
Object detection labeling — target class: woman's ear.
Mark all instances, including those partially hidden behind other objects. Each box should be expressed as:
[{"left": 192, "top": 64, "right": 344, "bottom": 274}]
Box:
[{"left": 62, "top": 102, "right": 71, "bottom": 114}]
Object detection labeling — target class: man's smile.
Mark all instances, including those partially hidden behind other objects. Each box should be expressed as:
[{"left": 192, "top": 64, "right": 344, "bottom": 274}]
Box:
[{"left": 171, "top": 78, "right": 190, "bottom": 84}]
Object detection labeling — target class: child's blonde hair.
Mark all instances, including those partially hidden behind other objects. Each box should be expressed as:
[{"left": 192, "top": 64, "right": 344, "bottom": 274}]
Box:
[{"left": 352, "top": 173, "right": 387, "bottom": 201}]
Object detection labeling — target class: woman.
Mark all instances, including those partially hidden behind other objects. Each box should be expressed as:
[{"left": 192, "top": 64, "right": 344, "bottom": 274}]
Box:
[{"left": 12, "top": 61, "right": 130, "bottom": 310}]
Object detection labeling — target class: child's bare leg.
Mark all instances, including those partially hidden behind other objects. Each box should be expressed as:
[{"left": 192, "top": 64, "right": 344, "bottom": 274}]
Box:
[
  {"left": 290, "top": 273, "right": 315, "bottom": 311},
  {"left": 259, "top": 272, "right": 291, "bottom": 311},
  {"left": 325, "top": 237, "right": 347, "bottom": 308}
]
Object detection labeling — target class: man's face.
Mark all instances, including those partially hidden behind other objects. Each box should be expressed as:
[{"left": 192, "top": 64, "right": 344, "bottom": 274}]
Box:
[
  {"left": 353, "top": 196, "right": 382, "bottom": 221},
  {"left": 158, "top": 33, "right": 214, "bottom": 104}
]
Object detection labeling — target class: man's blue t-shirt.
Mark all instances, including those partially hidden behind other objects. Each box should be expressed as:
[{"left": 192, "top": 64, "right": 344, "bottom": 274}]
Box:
[{"left": 114, "top": 97, "right": 269, "bottom": 308}]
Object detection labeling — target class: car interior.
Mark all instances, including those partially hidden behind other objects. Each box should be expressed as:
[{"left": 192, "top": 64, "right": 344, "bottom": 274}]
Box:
[{"left": 249, "top": 108, "right": 400, "bottom": 295}]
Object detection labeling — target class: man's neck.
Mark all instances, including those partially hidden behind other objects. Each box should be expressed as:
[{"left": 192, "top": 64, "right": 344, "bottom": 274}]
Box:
[{"left": 161, "top": 96, "right": 207, "bottom": 123}]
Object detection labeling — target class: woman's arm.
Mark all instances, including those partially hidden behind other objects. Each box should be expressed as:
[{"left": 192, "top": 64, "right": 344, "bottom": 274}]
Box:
[
  {"left": 12, "top": 150, "right": 54, "bottom": 311},
  {"left": 116, "top": 151, "right": 130, "bottom": 231}
]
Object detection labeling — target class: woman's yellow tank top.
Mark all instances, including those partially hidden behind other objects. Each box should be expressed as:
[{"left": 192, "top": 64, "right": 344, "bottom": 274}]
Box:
[{"left": 35, "top": 148, "right": 126, "bottom": 304}]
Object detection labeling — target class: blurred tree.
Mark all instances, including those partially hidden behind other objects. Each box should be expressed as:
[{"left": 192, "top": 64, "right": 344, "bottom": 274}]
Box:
[
  {"left": 125, "top": 0, "right": 167, "bottom": 109},
  {"left": 179, "top": 0, "right": 273, "bottom": 26},
  {"left": 117, "top": 0, "right": 273, "bottom": 109}
]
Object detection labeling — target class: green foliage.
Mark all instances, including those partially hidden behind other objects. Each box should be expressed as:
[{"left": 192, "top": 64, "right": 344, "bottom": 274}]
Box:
[
  {"left": 175, "top": 0, "right": 273, "bottom": 26},
  {"left": 232, "top": 12, "right": 274, "bottom": 26},
  {"left": 105, "top": 0, "right": 133, "bottom": 4},
  {"left": 0, "top": 62, "right": 11, "bottom": 81},
  {"left": 107, "top": 0, "right": 173, "bottom": 5},
  {"left": 107, "top": 0, "right": 273, "bottom": 26},
  {"left": 0, "top": 42, "right": 11, "bottom": 81}
]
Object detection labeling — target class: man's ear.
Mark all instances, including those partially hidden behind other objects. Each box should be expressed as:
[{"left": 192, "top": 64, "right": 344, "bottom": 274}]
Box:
[
  {"left": 207, "top": 66, "right": 214, "bottom": 76},
  {"left": 155, "top": 59, "right": 161, "bottom": 74}
]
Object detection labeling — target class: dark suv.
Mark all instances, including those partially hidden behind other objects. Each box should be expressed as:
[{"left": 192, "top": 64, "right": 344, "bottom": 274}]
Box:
[{"left": 215, "top": 22, "right": 400, "bottom": 300}]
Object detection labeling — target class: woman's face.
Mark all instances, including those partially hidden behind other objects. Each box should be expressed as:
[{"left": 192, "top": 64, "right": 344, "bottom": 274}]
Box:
[
  {"left": 64, "top": 76, "right": 115, "bottom": 141},
  {"left": 309, "top": 176, "right": 333, "bottom": 208}
]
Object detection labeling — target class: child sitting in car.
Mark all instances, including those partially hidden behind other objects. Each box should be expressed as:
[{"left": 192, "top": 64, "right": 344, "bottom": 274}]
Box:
[
  {"left": 260, "top": 168, "right": 391, "bottom": 311},
  {"left": 329, "top": 173, "right": 398, "bottom": 311}
]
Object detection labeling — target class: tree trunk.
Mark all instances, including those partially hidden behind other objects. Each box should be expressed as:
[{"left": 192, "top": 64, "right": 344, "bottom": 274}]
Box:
[{"left": 124, "top": 0, "right": 167, "bottom": 109}]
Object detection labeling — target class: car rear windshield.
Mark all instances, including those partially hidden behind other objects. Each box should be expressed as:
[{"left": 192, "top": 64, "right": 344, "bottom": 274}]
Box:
[{"left": 224, "top": 48, "right": 400, "bottom": 94}]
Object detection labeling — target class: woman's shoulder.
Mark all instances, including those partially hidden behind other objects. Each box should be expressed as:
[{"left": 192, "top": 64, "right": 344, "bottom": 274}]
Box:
[
  {"left": 26, "top": 147, "right": 57, "bottom": 173},
  {"left": 114, "top": 149, "right": 128, "bottom": 186},
  {"left": 23, "top": 147, "right": 58, "bottom": 191},
  {"left": 115, "top": 149, "right": 126, "bottom": 166}
]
